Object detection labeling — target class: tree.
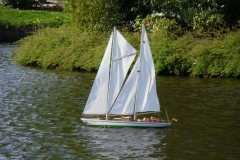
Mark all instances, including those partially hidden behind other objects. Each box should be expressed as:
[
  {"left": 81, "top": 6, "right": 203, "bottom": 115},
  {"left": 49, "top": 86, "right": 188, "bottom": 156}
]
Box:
[
  {"left": 64, "top": 0, "right": 165, "bottom": 31},
  {"left": 64, "top": 0, "right": 120, "bottom": 31},
  {"left": 148, "top": 0, "right": 240, "bottom": 28}
]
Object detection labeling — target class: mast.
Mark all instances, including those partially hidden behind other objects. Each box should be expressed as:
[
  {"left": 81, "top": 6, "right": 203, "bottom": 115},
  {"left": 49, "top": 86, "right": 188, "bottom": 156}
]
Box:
[
  {"left": 105, "top": 27, "right": 115, "bottom": 120},
  {"left": 133, "top": 24, "right": 144, "bottom": 121}
]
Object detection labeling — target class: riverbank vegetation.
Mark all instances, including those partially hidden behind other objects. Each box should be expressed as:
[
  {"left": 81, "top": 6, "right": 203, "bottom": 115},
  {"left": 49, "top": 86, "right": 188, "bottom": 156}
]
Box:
[
  {"left": 13, "top": 24, "right": 240, "bottom": 78},
  {"left": 2, "top": 0, "right": 240, "bottom": 78},
  {"left": 12, "top": 26, "right": 139, "bottom": 71}
]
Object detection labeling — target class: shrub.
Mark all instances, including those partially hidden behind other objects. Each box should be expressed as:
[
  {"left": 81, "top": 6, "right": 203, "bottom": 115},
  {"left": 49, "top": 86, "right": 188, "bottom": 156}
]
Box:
[{"left": 13, "top": 26, "right": 140, "bottom": 71}]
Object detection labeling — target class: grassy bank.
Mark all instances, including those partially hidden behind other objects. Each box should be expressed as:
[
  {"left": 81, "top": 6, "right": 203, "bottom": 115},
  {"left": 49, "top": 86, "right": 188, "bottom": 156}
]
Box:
[
  {"left": 0, "top": 6, "right": 69, "bottom": 29},
  {"left": 13, "top": 26, "right": 140, "bottom": 71},
  {"left": 12, "top": 26, "right": 240, "bottom": 78}
]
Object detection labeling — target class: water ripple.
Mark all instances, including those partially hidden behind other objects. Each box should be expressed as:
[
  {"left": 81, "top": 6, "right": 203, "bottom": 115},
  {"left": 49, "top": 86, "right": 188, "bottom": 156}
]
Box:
[{"left": 1, "top": 44, "right": 240, "bottom": 159}]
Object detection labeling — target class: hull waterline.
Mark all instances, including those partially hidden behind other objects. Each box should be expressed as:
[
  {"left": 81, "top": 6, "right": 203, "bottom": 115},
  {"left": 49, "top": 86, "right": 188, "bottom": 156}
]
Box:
[{"left": 81, "top": 118, "right": 171, "bottom": 128}]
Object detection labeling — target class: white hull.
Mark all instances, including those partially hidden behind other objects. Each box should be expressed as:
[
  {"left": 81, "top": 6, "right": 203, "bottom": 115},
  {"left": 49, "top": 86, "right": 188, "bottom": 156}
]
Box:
[{"left": 81, "top": 118, "right": 171, "bottom": 128}]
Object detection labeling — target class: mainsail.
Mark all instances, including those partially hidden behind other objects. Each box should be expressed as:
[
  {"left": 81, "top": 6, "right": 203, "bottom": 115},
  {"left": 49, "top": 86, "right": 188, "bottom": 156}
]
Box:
[
  {"left": 107, "top": 27, "right": 137, "bottom": 113},
  {"left": 83, "top": 27, "right": 137, "bottom": 115}
]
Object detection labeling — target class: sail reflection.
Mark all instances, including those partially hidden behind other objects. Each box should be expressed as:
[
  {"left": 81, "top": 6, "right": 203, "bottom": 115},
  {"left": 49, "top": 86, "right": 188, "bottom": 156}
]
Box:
[{"left": 81, "top": 127, "right": 167, "bottom": 159}]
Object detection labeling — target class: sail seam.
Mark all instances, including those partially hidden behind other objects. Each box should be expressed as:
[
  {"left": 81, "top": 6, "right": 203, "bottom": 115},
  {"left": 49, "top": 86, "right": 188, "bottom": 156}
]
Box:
[{"left": 113, "top": 52, "right": 137, "bottom": 61}]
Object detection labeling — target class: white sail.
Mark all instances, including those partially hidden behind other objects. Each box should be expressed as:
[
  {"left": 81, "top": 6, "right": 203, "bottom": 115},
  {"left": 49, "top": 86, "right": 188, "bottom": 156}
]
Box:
[
  {"left": 110, "top": 25, "right": 160, "bottom": 115},
  {"left": 109, "top": 58, "right": 140, "bottom": 115},
  {"left": 107, "top": 27, "right": 137, "bottom": 113},
  {"left": 80, "top": 25, "right": 171, "bottom": 128},
  {"left": 82, "top": 33, "right": 113, "bottom": 115},
  {"left": 135, "top": 25, "right": 160, "bottom": 113}
]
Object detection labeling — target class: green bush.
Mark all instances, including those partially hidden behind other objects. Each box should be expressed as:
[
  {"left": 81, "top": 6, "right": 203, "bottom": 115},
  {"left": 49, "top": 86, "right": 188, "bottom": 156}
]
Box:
[
  {"left": 149, "top": 27, "right": 240, "bottom": 77},
  {"left": 150, "top": 31, "right": 197, "bottom": 75},
  {"left": 190, "top": 31, "right": 240, "bottom": 77}
]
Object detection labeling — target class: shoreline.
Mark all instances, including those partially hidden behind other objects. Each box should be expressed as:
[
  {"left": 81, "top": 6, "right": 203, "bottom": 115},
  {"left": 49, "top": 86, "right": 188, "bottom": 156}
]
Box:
[{"left": 0, "top": 27, "right": 34, "bottom": 42}]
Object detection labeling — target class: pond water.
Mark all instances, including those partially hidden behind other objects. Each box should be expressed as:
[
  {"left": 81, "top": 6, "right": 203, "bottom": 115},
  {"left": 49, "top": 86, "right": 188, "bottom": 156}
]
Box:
[{"left": 0, "top": 44, "right": 240, "bottom": 159}]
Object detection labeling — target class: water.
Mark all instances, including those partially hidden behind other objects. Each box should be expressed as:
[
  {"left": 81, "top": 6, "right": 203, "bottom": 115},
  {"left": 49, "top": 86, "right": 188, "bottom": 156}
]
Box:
[{"left": 0, "top": 44, "right": 240, "bottom": 159}]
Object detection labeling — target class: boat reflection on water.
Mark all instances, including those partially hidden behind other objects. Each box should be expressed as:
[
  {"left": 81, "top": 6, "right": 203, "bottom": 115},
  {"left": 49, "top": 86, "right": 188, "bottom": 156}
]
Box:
[{"left": 80, "top": 127, "right": 168, "bottom": 159}]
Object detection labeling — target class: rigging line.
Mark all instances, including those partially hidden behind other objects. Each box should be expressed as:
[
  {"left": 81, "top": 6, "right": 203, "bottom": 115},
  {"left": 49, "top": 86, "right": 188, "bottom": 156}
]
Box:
[{"left": 113, "top": 52, "right": 138, "bottom": 61}]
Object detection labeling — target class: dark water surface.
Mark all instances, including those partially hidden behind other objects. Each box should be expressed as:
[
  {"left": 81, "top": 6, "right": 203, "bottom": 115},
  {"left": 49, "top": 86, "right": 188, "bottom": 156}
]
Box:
[{"left": 0, "top": 44, "right": 240, "bottom": 160}]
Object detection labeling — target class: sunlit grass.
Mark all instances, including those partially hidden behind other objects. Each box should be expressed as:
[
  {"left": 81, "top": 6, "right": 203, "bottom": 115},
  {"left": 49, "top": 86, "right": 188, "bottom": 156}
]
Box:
[{"left": 0, "top": 5, "right": 69, "bottom": 28}]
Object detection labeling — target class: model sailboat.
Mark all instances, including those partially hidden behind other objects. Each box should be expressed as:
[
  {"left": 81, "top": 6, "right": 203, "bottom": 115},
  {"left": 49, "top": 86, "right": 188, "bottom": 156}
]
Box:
[{"left": 81, "top": 24, "right": 171, "bottom": 128}]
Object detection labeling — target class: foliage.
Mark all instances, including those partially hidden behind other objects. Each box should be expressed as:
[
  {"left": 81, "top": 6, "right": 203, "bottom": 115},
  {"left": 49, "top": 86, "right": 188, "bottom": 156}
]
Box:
[
  {"left": 150, "top": 29, "right": 240, "bottom": 78},
  {"left": 189, "top": 31, "right": 240, "bottom": 77},
  {"left": 134, "top": 13, "right": 184, "bottom": 38},
  {"left": 5, "top": 0, "right": 240, "bottom": 78},
  {"left": 122, "top": 0, "right": 238, "bottom": 33},
  {"left": 13, "top": 26, "right": 140, "bottom": 71},
  {"left": 63, "top": 0, "right": 159, "bottom": 29},
  {"left": 150, "top": 31, "right": 196, "bottom": 76},
  {"left": 2, "top": 0, "right": 240, "bottom": 32},
  {"left": 193, "top": 11, "right": 225, "bottom": 32},
  {"left": 0, "top": 6, "right": 69, "bottom": 29},
  {"left": 12, "top": 24, "right": 240, "bottom": 78},
  {"left": 157, "top": 0, "right": 227, "bottom": 33},
  {"left": 64, "top": 0, "right": 120, "bottom": 32},
  {"left": 116, "top": 0, "right": 158, "bottom": 25}
]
